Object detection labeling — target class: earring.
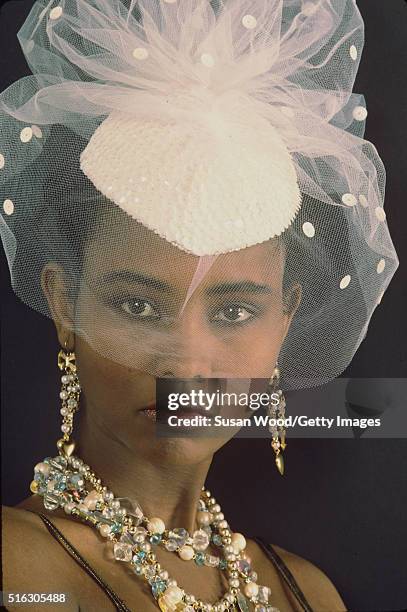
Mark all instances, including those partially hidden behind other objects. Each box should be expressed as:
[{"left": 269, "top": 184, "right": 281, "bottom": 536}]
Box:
[
  {"left": 267, "top": 363, "right": 286, "bottom": 476},
  {"left": 56, "top": 342, "right": 81, "bottom": 458}
]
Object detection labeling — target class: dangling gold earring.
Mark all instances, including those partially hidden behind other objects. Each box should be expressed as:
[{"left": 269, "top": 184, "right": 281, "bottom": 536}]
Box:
[
  {"left": 29, "top": 342, "right": 81, "bottom": 496},
  {"left": 267, "top": 362, "right": 286, "bottom": 476},
  {"left": 56, "top": 341, "right": 81, "bottom": 458}
]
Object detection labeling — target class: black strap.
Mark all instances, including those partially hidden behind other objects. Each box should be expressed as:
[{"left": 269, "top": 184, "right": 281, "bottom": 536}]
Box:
[
  {"left": 31, "top": 511, "right": 132, "bottom": 612},
  {"left": 29, "top": 510, "right": 314, "bottom": 612},
  {"left": 252, "top": 536, "right": 314, "bottom": 612}
]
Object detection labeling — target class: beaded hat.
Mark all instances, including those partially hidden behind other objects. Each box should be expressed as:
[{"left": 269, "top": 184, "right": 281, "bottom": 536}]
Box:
[{"left": 0, "top": 0, "right": 399, "bottom": 388}]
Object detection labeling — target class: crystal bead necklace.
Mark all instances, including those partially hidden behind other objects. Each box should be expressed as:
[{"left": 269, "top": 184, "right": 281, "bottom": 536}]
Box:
[{"left": 30, "top": 449, "right": 280, "bottom": 612}]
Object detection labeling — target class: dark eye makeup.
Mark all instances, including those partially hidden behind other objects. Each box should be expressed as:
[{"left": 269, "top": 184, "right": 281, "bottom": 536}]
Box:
[{"left": 107, "top": 295, "right": 265, "bottom": 327}]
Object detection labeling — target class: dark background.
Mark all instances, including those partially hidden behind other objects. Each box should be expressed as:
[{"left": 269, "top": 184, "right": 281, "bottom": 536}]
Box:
[{"left": 1, "top": 1, "right": 406, "bottom": 610}]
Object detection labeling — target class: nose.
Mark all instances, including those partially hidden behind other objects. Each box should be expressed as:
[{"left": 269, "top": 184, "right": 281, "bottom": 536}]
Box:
[
  {"left": 157, "top": 312, "right": 215, "bottom": 379},
  {"left": 161, "top": 371, "right": 204, "bottom": 379}
]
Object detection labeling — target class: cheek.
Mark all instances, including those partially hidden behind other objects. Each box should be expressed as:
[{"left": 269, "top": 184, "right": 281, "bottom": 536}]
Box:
[
  {"left": 74, "top": 292, "right": 159, "bottom": 373},
  {"left": 222, "top": 314, "right": 287, "bottom": 377},
  {"left": 74, "top": 335, "right": 156, "bottom": 415},
  {"left": 74, "top": 291, "right": 286, "bottom": 379}
]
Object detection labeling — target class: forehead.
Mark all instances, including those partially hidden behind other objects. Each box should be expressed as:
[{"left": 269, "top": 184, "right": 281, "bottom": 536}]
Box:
[{"left": 83, "top": 211, "right": 284, "bottom": 290}]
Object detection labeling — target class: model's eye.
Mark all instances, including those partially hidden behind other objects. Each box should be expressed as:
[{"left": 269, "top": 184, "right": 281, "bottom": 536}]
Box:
[
  {"left": 213, "top": 304, "right": 254, "bottom": 323},
  {"left": 120, "top": 299, "right": 158, "bottom": 318}
]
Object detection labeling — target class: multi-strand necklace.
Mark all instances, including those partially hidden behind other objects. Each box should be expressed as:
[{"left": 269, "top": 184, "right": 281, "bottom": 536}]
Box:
[
  {"left": 30, "top": 449, "right": 279, "bottom": 612},
  {"left": 29, "top": 354, "right": 280, "bottom": 611}
]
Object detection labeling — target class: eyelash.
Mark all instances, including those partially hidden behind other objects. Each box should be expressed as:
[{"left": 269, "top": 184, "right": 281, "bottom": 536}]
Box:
[{"left": 116, "top": 298, "right": 260, "bottom": 326}]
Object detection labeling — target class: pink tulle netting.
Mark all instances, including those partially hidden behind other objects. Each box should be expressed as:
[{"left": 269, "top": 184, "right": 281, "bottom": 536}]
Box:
[{"left": 0, "top": 0, "right": 399, "bottom": 389}]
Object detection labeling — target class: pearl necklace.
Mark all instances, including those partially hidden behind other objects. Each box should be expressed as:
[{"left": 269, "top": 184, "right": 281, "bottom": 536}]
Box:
[{"left": 30, "top": 450, "right": 279, "bottom": 612}]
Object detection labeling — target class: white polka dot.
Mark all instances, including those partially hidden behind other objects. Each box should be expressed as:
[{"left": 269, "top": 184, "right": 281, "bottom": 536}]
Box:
[
  {"left": 242, "top": 14, "right": 257, "bottom": 29},
  {"left": 302, "top": 2, "right": 316, "bottom": 16},
  {"left": 3, "top": 199, "right": 14, "bottom": 215},
  {"left": 376, "top": 259, "right": 385, "bottom": 274},
  {"left": 349, "top": 45, "right": 357, "bottom": 61},
  {"left": 302, "top": 221, "right": 315, "bottom": 238},
  {"left": 20, "top": 127, "right": 33, "bottom": 143},
  {"left": 375, "top": 207, "right": 386, "bottom": 222},
  {"left": 358, "top": 194, "right": 368, "bottom": 208},
  {"left": 234, "top": 218, "right": 244, "bottom": 228},
  {"left": 342, "top": 193, "right": 357, "bottom": 207},
  {"left": 0, "top": 153, "right": 4, "bottom": 169},
  {"left": 201, "top": 53, "right": 215, "bottom": 68},
  {"left": 31, "top": 125, "right": 43, "bottom": 138},
  {"left": 340, "top": 275, "right": 351, "bottom": 289},
  {"left": 163, "top": 0, "right": 177, "bottom": 3},
  {"left": 132, "top": 47, "right": 149, "bottom": 60},
  {"left": 49, "top": 6, "right": 63, "bottom": 20},
  {"left": 353, "top": 106, "right": 368, "bottom": 121}
]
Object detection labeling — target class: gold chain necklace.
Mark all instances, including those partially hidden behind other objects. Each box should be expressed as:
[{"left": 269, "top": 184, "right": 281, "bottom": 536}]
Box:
[{"left": 29, "top": 349, "right": 280, "bottom": 612}]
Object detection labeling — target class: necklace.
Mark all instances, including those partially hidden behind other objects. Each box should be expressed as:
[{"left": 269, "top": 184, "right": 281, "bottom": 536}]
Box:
[
  {"left": 30, "top": 450, "right": 279, "bottom": 612},
  {"left": 29, "top": 355, "right": 280, "bottom": 611}
]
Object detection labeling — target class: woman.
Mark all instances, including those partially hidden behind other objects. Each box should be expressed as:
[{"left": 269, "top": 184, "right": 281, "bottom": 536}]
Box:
[
  {"left": 3, "top": 201, "right": 343, "bottom": 612},
  {"left": 1, "top": 0, "right": 398, "bottom": 610}
]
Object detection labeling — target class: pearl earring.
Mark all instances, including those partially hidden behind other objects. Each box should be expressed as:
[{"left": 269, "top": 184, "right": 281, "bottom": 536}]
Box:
[{"left": 56, "top": 343, "right": 81, "bottom": 458}]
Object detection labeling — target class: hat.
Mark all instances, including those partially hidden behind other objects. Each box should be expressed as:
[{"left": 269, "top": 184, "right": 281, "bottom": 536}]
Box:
[{"left": 0, "top": 0, "right": 399, "bottom": 388}]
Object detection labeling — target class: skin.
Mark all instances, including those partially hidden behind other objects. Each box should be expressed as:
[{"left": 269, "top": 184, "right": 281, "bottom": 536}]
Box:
[{"left": 2, "top": 217, "right": 346, "bottom": 610}]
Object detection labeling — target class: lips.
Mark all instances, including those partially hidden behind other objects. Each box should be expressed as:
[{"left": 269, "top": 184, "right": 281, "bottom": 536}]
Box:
[
  {"left": 140, "top": 403, "right": 156, "bottom": 413},
  {"left": 139, "top": 405, "right": 157, "bottom": 422},
  {"left": 175, "top": 407, "right": 213, "bottom": 418},
  {"left": 140, "top": 404, "right": 217, "bottom": 418}
]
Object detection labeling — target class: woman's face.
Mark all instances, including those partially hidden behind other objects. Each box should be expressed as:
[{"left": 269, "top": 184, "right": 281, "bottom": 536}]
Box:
[{"left": 44, "top": 214, "right": 300, "bottom": 465}]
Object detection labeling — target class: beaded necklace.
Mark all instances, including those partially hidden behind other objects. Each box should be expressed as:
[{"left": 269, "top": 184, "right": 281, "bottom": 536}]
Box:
[{"left": 30, "top": 450, "right": 279, "bottom": 612}]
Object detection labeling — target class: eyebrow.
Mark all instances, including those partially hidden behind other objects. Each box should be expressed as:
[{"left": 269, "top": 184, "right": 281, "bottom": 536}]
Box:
[
  {"left": 206, "top": 281, "right": 273, "bottom": 295},
  {"left": 99, "top": 272, "right": 273, "bottom": 295},
  {"left": 99, "top": 271, "right": 173, "bottom": 292}
]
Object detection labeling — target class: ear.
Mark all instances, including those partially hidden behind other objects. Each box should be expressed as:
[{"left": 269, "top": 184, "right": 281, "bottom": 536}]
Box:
[
  {"left": 282, "top": 282, "right": 302, "bottom": 341},
  {"left": 41, "top": 263, "right": 76, "bottom": 349}
]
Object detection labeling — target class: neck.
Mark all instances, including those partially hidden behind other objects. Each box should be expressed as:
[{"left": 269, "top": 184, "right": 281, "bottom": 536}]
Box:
[{"left": 75, "top": 410, "right": 213, "bottom": 534}]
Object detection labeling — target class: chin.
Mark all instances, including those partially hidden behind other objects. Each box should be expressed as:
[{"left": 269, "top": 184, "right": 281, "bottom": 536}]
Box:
[{"left": 141, "top": 435, "right": 225, "bottom": 466}]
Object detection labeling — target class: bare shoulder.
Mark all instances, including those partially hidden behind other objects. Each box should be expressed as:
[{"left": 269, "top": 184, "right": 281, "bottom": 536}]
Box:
[
  {"left": 272, "top": 543, "right": 347, "bottom": 611},
  {"left": 3, "top": 503, "right": 45, "bottom": 532},
  {"left": 2, "top": 505, "right": 79, "bottom": 611},
  {"left": 2, "top": 504, "right": 49, "bottom": 553}
]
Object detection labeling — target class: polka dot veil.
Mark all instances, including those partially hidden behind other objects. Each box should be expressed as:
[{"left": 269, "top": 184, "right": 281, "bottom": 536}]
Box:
[{"left": 0, "top": 0, "right": 399, "bottom": 388}]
